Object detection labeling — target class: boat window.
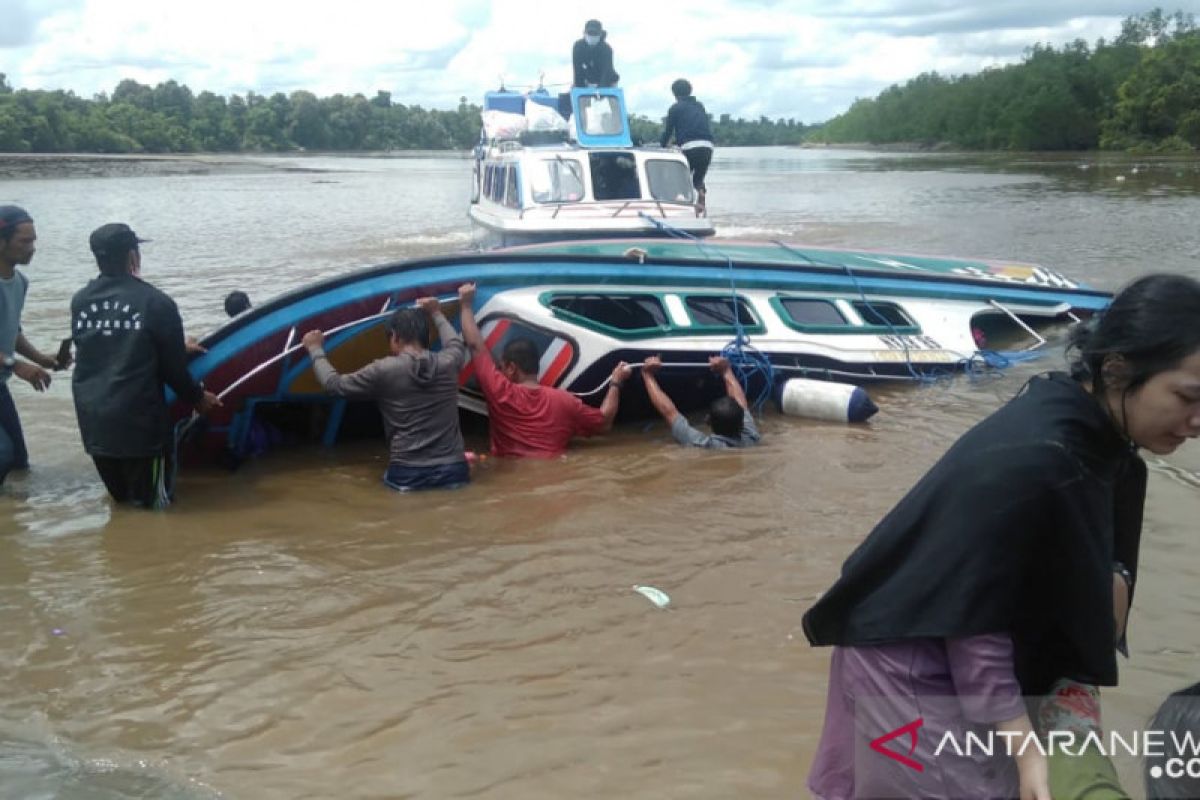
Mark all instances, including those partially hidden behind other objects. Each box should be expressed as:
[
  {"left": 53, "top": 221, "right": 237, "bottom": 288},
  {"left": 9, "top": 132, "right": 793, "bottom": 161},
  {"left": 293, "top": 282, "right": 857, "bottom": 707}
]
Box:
[
  {"left": 589, "top": 152, "right": 641, "bottom": 201},
  {"left": 684, "top": 296, "right": 758, "bottom": 328},
  {"left": 578, "top": 94, "right": 624, "bottom": 136},
  {"left": 482, "top": 165, "right": 494, "bottom": 199},
  {"left": 779, "top": 298, "right": 847, "bottom": 327},
  {"left": 646, "top": 159, "right": 694, "bottom": 202},
  {"left": 851, "top": 301, "right": 913, "bottom": 328},
  {"left": 547, "top": 293, "right": 667, "bottom": 331},
  {"left": 504, "top": 165, "right": 520, "bottom": 208},
  {"left": 530, "top": 158, "right": 585, "bottom": 203}
]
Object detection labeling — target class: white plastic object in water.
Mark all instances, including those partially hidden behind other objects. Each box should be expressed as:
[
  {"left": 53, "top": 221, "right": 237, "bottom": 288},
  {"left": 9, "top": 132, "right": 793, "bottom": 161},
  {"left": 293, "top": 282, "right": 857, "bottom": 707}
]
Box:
[
  {"left": 633, "top": 585, "right": 671, "bottom": 608},
  {"left": 778, "top": 377, "right": 879, "bottom": 423}
]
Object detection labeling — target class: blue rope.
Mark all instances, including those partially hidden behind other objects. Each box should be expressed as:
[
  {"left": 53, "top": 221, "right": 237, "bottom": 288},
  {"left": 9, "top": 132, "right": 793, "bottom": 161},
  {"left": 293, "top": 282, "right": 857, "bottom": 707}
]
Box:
[
  {"left": 640, "top": 214, "right": 777, "bottom": 411},
  {"left": 640, "top": 216, "right": 1039, "bottom": 392}
]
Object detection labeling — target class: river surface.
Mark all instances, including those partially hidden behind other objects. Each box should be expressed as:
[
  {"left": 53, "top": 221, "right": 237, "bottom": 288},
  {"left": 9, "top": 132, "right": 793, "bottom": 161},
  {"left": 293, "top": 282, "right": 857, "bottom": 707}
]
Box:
[{"left": 2, "top": 147, "right": 1199, "bottom": 798}]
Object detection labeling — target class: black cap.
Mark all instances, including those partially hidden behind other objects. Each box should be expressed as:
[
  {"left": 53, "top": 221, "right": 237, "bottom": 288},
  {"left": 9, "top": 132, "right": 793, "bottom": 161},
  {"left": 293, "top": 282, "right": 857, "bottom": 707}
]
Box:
[
  {"left": 89, "top": 223, "right": 149, "bottom": 260},
  {"left": 0, "top": 205, "right": 33, "bottom": 237},
  {"left": 584, "top": 19, "right": 603, "bottom": 34}
]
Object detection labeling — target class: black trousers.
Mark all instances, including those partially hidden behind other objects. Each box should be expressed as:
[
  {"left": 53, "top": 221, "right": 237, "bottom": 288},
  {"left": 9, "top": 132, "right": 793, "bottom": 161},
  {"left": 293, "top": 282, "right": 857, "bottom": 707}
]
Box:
[
  {"left": 93, "top": 453, "right": 174, "bottom": 509},
  {"left": 683, "top": 146, "right": 714, "bottom": 191}
]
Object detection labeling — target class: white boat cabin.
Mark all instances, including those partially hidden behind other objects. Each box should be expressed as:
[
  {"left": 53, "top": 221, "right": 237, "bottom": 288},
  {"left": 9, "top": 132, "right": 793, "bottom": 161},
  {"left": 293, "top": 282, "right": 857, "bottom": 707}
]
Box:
[{"left": 469, "top": 87, "right": 715, "bottom": 247}]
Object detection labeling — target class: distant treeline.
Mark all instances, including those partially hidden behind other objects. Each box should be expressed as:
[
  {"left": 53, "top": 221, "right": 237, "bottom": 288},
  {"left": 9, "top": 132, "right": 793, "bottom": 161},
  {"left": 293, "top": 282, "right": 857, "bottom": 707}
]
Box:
[
  {"left": 0, "top": 73, "right": 817, "bottom": 154},
  {"left": 810, "top": 9, "right": 1200, "bottom": 151}
]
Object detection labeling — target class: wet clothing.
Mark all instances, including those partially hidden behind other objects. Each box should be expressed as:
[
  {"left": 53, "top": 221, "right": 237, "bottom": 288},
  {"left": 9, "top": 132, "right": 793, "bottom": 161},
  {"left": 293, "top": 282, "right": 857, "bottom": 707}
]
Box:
[
  {"left": 661, "top": 96, "right": 715, "bottom": 190},
  {"left": 92, "top": 453, "right": 174, "bottom": 510},
  {"left": 0, "top": 382, "right": 28, "bottom": 483},
  {"left": 472, "top": 349, "right": 607, "bottom": 458},
  {"left": 808, "top": 635, "right": 1024, "bottom": 799},
  {"left": 384, "top": 460, "right": 470, "bottom": 492},
  {"left": 0, "top": 269, "right": 30, "bottom": 484},
  {"left": 803, "top": 372, "right": 1146, "bottom": 695},
  {"left": 310, "top": 312, "right": 468, "bottom": 470},
  {"left": 572, "top": 35, "right": 619, "bottom": 87},
  {"left": 671, "top": 409, "right": 759, "bottom": 449},
  {"left": 0, "top": 268, "right": 28, "bottom": 383},
  {"left": 71, "top": 273, "right": 204, "bottom": 462}
]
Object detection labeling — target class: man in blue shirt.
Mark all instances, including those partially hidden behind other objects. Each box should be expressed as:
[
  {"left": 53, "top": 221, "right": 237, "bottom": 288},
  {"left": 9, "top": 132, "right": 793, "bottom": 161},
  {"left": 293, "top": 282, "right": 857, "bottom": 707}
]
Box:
[{"left": 0, "top": 206, "right": 67, "bottom": 487}]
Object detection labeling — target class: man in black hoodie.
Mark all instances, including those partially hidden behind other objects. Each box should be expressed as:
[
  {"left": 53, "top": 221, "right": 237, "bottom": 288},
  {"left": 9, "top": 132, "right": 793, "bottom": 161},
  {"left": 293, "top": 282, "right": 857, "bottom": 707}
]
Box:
[
  {"left": 572, "top": 19, "right": 619, "bottom": 88},
  {"left": 660, "top": 79, "right": 716, "bottom": 213},
  {"left": 71, "top": 223, "right": 219, "bottom": 509}
]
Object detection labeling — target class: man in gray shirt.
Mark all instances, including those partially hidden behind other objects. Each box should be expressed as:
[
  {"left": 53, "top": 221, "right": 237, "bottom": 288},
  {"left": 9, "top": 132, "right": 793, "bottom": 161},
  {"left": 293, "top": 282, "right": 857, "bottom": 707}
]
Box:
[
  {"left": 301, "top": 296, "right": 469, "bottom": 491},
  {"left": 640, "top": 354, "right": 760, "bottom": 449},
  {"left": 1, "top": 206, "right": 68, "bottom": 486}
]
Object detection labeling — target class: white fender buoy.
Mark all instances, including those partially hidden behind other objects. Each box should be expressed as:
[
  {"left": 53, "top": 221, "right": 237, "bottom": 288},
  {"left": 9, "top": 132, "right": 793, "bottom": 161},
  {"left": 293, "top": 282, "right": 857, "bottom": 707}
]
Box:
[{"left": 777, "top": 378, "right": 878, "bottom": 423}]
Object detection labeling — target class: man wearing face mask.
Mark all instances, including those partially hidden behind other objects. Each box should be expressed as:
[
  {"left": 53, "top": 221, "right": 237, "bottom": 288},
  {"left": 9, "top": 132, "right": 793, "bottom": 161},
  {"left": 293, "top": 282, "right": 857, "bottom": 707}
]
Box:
[{"left": 572, "top": 19, "right": 619, "bottom": 88}]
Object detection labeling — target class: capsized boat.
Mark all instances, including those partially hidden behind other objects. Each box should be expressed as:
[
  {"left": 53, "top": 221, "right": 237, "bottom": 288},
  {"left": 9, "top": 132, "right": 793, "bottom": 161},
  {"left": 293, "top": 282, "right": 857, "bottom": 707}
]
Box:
[
  {"left": 173, "top": 237, "right": 1110, "bottom": 466},
  {"left": 468, "top": 86, "right": 714, "bottom": 247}
]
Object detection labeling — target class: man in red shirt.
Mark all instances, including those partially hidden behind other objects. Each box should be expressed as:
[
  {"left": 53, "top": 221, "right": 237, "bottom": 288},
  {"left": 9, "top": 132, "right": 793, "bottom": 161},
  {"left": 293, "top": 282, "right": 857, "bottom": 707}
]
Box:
[{"left": 458, "top": 282, "right": 630, "bottom": 457}]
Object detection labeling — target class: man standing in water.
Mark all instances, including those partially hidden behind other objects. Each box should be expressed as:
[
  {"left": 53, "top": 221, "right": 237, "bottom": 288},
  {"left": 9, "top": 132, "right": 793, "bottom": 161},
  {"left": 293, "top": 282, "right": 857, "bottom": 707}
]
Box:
[
  {"left": 71, "top": 223, "right": 219, "bottom": 508},
  {"left": 0, "top": 205, "right": 68, "bottom": 487},
  {"left": 458, "top": 282, "right": 630, "bottom": 457}
]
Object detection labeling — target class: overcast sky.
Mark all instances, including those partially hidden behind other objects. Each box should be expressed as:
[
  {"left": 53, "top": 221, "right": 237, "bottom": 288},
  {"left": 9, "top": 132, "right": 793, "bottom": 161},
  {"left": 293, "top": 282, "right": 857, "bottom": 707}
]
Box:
[{"left": 0, "top": 0, "right": 1169, "bottom": 123}]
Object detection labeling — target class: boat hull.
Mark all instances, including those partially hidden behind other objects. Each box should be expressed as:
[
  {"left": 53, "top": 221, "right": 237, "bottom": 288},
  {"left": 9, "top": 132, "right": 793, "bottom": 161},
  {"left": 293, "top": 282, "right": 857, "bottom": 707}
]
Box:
[{"left": 173, "top": 239, "right": 1111, "bottom": 467}]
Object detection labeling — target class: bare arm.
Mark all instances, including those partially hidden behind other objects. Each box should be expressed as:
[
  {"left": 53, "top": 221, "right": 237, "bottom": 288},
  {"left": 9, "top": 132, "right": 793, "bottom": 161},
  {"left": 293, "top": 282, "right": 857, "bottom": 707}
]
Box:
[
  {"left": 457, "top": 283, "right": 485, "bottom": 355},
  {"left": 15, "top": 333, "right": 56, "bottom": 370},
  {"left": 596, "top": 361, "right": 631, "bottom": 431},
  {"left": 710, "top": 356, "right": 749, "bottom": 411},
  {"left": 640, "top": 356, "right": 679, "bottom": 425}
]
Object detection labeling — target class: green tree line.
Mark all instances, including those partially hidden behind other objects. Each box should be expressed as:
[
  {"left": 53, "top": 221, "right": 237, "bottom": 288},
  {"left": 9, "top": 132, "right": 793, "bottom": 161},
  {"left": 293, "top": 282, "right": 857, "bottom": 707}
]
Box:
[
  {"left": 0, "top": 74, "right": 817, "bottom": 154},
  {"left": 809, "top": 9, "right": 1200, "bottom": 151}
]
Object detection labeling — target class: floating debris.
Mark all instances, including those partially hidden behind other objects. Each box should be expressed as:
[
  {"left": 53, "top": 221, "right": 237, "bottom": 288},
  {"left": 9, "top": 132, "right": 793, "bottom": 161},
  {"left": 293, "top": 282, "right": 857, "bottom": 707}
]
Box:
[{"left": 632, "top": 585, "right": 670, "bottom": 608}]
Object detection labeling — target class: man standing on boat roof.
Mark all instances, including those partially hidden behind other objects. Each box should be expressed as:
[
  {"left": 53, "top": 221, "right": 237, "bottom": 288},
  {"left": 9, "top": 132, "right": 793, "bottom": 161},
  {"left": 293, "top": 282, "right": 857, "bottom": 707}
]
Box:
[
  {"left": 640, "top": 354, "right": 760, "bottom": 449},
  {"left": 71, "top": 223, "right": 220, "bottom": 509},
  {"left": 572, "top": 19, "right": 619, "bottom": 88},
  {"left": 301, "top": 297, "right": 472, "bottom": 492},
  {"left": 458, "top": 282, "right": 631, "bottom": 458},
  {"left": 0, "top": 205, "right": 70, "bottom": 488},
  {"left": 660, "top": 79, "right": 715, "bottom": 214}
]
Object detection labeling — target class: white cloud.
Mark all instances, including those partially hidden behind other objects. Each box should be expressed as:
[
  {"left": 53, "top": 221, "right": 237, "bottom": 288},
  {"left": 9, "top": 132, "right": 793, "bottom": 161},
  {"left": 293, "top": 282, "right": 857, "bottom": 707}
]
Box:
[{"left": 0, "top": 0, "right": 1154, "bottom": 123}]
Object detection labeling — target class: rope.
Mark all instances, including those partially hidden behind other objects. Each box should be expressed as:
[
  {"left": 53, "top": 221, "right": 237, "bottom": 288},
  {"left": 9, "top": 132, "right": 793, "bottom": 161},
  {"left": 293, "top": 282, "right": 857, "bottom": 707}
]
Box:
[{"left": 638, "top": 213, "right": 777, "bottom": 411}]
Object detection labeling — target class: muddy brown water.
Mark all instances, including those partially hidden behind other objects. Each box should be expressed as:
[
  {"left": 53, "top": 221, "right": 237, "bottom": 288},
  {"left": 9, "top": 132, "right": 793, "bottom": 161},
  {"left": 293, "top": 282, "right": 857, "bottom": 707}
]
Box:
[{"left": 1, "top": 148, "right": 1199, "bottom": 798}]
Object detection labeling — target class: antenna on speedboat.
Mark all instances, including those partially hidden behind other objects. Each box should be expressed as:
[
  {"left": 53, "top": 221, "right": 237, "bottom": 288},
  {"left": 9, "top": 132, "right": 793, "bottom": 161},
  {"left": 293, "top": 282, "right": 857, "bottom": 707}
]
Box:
[{"left": 497, "top": 74, "right": 506, "bottom": 91}]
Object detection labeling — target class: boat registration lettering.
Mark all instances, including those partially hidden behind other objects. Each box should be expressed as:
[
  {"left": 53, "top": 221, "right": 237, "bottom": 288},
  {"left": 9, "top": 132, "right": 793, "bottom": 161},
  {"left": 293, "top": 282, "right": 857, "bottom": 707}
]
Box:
[
  {"left": 872, "top": 350, "right": 951, "bottom": 363},
  {"left": 878, "top": 334, "right": 942, "bottom": 351}
]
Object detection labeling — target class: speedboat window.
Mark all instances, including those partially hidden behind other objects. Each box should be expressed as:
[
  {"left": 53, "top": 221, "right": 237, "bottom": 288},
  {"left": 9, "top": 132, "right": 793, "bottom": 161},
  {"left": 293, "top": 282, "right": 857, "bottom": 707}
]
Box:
[
  {"left": 530, "top": 158, "right": 585, "bottom": 203},
  {"left": 547, "top": 293, "right": 667, "bottom": 331},
  {"left": 851, "top": 301, "right": 914, "bottom": 328},
  {"left": 779, "top": 298, "right": 847, "bottom": 326},
  {"left": 505, "top": 166, "right": 520, "bottom": 208},
  {"left": 685, "top": 296, "right": 758, "bottom": 328},
  {"left": 646, "top": 159, "right": 694, "bottom": 203},
  {"left": 589, "top": 153, "right": 641, "bottom": 201},
  {"left": 578, "top": 95, "right": 625, "bottom": 136}
]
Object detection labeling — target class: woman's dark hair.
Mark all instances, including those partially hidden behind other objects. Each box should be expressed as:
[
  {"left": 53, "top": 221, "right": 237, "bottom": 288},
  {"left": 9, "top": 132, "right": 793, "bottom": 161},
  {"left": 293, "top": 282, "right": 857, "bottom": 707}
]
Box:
[
  {"left": 0, "top": 205, "right": 33, "bottom": 243},
  {"left": 386, "top": 308, "right": 429, "bottom": 347},
  {"left": 1068, "top": 273, "right": 1200, "bottom": 396},
  {"left": 671, "top": 79, "right": 692, "bottom": 99},
  {"left": 1144, "top": 681, "right": 1200, "bottom": 799}
]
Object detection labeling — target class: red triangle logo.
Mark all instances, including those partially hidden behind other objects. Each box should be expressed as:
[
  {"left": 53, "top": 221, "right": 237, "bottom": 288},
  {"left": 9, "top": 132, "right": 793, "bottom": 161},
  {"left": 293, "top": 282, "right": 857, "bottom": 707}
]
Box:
[{"left": 869, "top": 718, "right": 925, "bottom": 772}]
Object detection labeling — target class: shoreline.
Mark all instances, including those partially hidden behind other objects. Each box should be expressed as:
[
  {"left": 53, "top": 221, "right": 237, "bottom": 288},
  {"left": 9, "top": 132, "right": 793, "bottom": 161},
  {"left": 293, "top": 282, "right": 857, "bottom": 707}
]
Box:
[{"left": 0, "top": 150, "right": 469, "bottom": 180}]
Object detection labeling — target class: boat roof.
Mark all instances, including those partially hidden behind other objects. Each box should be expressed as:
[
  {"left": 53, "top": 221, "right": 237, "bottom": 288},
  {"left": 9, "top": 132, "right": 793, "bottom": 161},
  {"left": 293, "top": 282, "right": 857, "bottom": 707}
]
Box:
[{"left": 502, "top": 238, "right": 1094, "bottom": 289}]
